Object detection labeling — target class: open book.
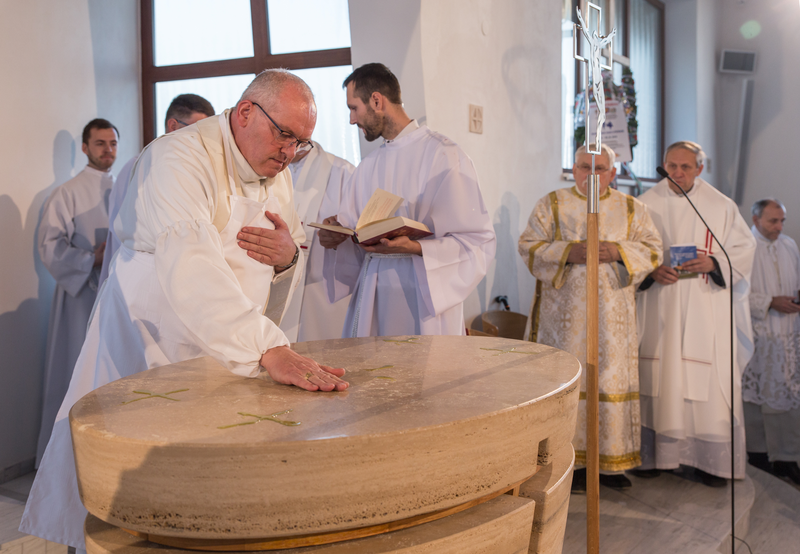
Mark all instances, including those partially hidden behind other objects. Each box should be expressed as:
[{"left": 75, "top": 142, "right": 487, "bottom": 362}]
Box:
[{"left": 309, "top": 189, "right": 432, "bottom": 246}]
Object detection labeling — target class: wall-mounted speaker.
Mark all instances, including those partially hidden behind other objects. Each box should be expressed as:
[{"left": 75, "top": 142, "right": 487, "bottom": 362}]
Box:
[{"left": 719, "top": 50, "right": 757, "bottom": 74}]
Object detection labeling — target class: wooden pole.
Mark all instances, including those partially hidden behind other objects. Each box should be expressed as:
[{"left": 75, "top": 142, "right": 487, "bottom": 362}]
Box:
[{"left": 586, "top": 202, "right": 600, "bottom": 554}]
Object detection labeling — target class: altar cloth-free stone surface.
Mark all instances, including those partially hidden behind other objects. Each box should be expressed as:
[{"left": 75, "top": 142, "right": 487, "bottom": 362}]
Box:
[{"left": 70, "top": 336, "right": 580, "bottom": 540}]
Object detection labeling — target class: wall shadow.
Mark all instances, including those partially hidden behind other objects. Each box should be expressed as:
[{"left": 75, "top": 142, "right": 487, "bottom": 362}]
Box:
[{"left": 0, "top": 130, "right": 75, "bottom": 469}]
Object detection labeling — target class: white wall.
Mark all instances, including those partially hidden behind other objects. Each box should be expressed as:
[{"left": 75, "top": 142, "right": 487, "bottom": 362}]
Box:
[
  {"left": 348, "top": 0, "right": 564, "bottom": 323},
  {"left": 717, "top": 0, "right": 800, "bottom": 239},
  {"left": 663, "top": 0, "right": 719, "bottom": 187},
  {"left": 419, "top": 0, "right": 563, "bottom": 323},
  {"left": 0, "top": 0, "right": 140, "bottom": 474},
  {"left": 349, "top": 0, "right": 427, "bottom": 160}
]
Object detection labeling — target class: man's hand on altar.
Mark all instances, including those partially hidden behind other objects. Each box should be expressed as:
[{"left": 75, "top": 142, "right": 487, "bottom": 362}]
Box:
[
  {"left": 260, "top": 346, "right": 349, "bottom": 392},
  {"left": 361, "top": 236, "right": 423, "bottom": 256},
  {"left": 770, "top": 296, "right": 800, "bottom": 314},
  {"left": 678, "top": 253, "right": 716, "bottom": 274},
  {"left": 237, "top": 211, "right": 297, "bottom": 267},
  {"left": 318, "top": 216, "right": 349, "bottom": 249},
  {"left": 650, "top": 264, "right": 679, "bottom": 285}
]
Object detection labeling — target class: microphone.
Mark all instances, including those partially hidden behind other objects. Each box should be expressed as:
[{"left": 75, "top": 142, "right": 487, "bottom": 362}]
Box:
[{"left": 656, "top": 165, "right": 737, "bottom": 553}]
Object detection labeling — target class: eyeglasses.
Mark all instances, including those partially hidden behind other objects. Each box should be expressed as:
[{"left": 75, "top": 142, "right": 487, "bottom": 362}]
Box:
[
  {"left": 174, "top": 119, "right": 192, "bottom": 128},
  {"left": 252, "top": 102, "right": 314, "bottom": 154},
  {"left": 576, "top": 164, "right": 612, "bottom": 173}
]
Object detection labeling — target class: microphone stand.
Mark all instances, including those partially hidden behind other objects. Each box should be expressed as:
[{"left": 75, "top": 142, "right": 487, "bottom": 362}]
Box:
[{"left": 656, "top": 166, "right": 737, "bottom": 554}]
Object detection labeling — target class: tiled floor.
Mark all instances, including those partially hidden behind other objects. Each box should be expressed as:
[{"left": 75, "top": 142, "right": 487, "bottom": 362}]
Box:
[
  {"left": 563, "top": 465, "right": 800, "bottom": 554},
  {"left": 0, "top": 473, "right": 66, "bottom": 554},
  {"left": 2, "top": 467, "right": 798, "bottom": 554}
]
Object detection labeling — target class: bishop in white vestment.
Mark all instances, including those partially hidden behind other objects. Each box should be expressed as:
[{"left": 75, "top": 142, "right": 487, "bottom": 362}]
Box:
[
  {"left": 21, "top": 71, "right": 347, "bottom": 550},
  {"left": 35, "top": 122, "right": 116, "bottom": 466},
  {"left": 638, "top": 144, "right": 755, "bottom": 480},
  {"left": 280, "top": 141, "right": 354, "bottom": 342},
  {"left": 742, "top": 199, "right": 800, "bottom": 483},
  {"left": 519, "top": 146, "right": 662, "bottom": 477}
]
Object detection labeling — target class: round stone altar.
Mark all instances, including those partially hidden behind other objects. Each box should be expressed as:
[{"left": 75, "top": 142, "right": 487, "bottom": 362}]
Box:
[{"left": 70, "top": 335, "right": 580, "bottom": 548}]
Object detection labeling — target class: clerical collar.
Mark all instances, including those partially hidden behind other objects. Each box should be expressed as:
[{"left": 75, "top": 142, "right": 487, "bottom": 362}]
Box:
[
  {"left": 751, "top": 225, "right": 776, "bottom": 244},
  {"left": 384, "top": 119, "right": 420, "bottom": 144},
  {"left": 225, "top": 111, "right": 267, "bottom": 186}
]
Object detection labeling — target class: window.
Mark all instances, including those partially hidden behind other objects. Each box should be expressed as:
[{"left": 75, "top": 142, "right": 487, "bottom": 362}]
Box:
[
  {"left": 561, "top": 0, "right": 663, "bottom": 184},
  {"left": 141, "top": 0, "right": 360, "bottom": 165}
]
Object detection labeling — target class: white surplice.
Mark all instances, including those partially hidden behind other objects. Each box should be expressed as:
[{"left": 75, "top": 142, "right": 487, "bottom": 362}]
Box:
[
  {"left": 322, "top": 122, "right": 496, "bottom": 337},
  {"left": 34, "top": 166, "right": 112, "bottom": 466},
  {"left": 742, "top": 227, "right": 800, "bottom": 462},
  {"left": 280, "top": 141, "right": 354, "bottom": 342},
  {"left": 637, "top": 178, "right": 756, "bottom": 478},
  {"left": 20, "top": 112, "right": 304, "bottom": 549},
  {"left": 98, "top": 155, "right": 137, "bottom": 287}
]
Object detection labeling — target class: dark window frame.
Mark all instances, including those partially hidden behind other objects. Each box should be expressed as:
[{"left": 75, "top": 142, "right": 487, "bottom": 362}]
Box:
[{"left": 140, "top": 0, "right": 352, "bottom": 145}]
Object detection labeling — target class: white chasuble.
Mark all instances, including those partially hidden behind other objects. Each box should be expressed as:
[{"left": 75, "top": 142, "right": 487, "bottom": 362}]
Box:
[
  {"left": 281, "top": 142, "right": 354, "bottom": 342},
  {"left": 322, "top": 123, "right": 496, "bottom": 337},
  {"left": 637, "top": 178, "right": 756, "bottom": 478},
  {"left": 35, "top": 166, "right": 113, "bottom": 466},
  {"left": 519, "top": 186, "right": 662, "bottom": 471},
  {"left": 21, "top": 112, "right": 304, "bottom": 549}
]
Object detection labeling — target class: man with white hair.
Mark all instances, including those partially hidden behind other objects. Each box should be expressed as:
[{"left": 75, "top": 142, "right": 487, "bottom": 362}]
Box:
[
  {"left": 21, "top": 69, "right": 348, "bottom": 551},
  {"left": 636, "top": 140, "right": 756, "bottom": 487},
  {"left": 518, "top": 143, "right": 662, "bottom": 492},
  {"left": 743, "top": 198, "right": 800, "bottom": 484}
]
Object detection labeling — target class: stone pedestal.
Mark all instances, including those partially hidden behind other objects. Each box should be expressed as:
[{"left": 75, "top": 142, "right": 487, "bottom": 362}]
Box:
[{"left": 71, "top": 336, "right": 580, "bottom": 552}]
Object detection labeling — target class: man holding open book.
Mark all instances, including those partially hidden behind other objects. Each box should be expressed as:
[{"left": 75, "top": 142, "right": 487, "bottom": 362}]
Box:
[{"left": 317, "top": 63, "right": 495, "bottom": 337}]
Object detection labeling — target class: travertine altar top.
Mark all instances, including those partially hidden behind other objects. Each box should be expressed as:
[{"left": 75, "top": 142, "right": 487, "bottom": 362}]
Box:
[
  {"left": 71, "top": 336, "right": 579, "bottom": 444},
  {"left": 71, "top": 336, "right": 581, "bottom": 540}
]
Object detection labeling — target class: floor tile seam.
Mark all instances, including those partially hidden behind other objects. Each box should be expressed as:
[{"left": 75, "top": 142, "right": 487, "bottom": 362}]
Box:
[
  {"left": 620, "top": 517, "right": 719, "bottom": 554},
  {"left": 615, "top": 489, "right": 675, "bottom": 519}
]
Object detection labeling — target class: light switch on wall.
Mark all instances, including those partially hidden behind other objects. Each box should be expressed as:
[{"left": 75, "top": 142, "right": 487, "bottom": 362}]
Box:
[{"left": 469, "top": 104, "right": 483, "bottom": 134}]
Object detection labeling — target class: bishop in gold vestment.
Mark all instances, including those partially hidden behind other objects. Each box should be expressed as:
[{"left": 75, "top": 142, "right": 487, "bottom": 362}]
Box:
[{"left": 518, "top": 146, "right": 662, "bottom": 473}]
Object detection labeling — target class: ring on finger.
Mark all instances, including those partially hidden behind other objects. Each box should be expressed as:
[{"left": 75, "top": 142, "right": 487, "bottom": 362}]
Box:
[{"left": 304, "top": 372, "right": 313, "bottom": 380}]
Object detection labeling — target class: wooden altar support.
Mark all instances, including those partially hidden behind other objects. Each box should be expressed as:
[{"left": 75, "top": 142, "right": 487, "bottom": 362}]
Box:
[{"left": 70, "top": 336, "right": 582, "bottom": 553}]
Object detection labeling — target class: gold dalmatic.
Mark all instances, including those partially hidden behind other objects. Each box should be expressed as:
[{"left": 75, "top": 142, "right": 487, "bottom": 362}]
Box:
[{"left": 519, "top": 186, "right": 662, "bottom": 471}]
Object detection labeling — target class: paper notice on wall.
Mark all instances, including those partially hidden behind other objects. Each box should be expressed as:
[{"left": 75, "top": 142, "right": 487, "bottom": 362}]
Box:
[{"left": 588, "top": 100, "right": 632, "bottom": 163}]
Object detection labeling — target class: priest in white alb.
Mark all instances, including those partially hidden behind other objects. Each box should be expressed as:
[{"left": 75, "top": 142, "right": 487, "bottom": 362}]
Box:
[
  {"left": 637, "top": 141, "right": 756, "bottom": 486},
  {"left": 280, "top": 141, "right": 354, "bottom": 342},
  {"left": 319, "top": 63, "right": 495, "bottom": 337},
  {"left": 519, "top": 144, "right": 662, "bottom": 492},
  {"left": 35, "top": 118, "right": 117, "bottom": 467},
  {"left": 21, "top": 70, "right": 348, "bottom": 551},
  {"left": 742, "top": 198, "right": 800, "bottom": 485}
]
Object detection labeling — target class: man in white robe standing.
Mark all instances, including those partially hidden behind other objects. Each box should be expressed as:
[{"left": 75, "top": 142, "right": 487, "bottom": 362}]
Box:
[
  {"left": 34, "top": 118, "right": 118, "bottom": 467},
  {"left": 319, "top": 63, "right": 496, "bottom": 337},
  {"left": 98, "top": 94, "right": 215, "bottom": 287},
  {"left": 742, "top": 198, "right": 800, "bottom": 484},
  {"left": 636, "top": 141, "right": 756, "bottom": 486},
  {"left": 280, "top": 141, "right": 354, "bottom": 342},
  {"left": 21, "top": 70, "right": 348, "bottom": 551}
]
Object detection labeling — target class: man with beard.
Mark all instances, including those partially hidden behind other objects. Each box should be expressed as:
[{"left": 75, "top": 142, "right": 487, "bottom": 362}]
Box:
[
  {"left": 34, "top": 118, "right": 118, "bottom": 466},
  {"left": 318, "top": 63, "right": 495, "bottom": 337}
]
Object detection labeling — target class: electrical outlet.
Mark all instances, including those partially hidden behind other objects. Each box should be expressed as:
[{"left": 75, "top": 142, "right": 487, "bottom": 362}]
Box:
[{"left": 469, "top": 104, "right": 483, "bottom": 134}]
